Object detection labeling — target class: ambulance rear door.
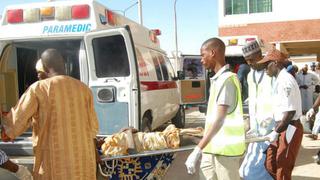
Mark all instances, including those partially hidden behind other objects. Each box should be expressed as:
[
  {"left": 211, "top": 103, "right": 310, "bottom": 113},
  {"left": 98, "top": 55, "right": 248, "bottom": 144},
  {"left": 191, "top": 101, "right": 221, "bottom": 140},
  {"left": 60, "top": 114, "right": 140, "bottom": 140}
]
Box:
[
  {"left": 179, "top": 55, "right": 206, "bottom": 105},
  {"left": 84, "top": 26, "right": 139, "bottom": 135}
]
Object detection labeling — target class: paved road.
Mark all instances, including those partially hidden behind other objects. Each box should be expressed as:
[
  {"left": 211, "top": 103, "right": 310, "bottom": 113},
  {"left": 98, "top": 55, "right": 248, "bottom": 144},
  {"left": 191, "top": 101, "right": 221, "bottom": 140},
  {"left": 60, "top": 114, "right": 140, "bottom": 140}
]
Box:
[{"left": 164, "top": 107, "right": 320, "bottom": 180}]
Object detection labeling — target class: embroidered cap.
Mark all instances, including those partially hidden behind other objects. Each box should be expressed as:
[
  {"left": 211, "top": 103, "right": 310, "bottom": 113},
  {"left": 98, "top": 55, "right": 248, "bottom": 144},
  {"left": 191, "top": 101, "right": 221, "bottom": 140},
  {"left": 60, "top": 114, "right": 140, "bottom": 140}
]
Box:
[
  {"left": 242, "top": 40, "right": 261, "bottom": 58},
  {"left": 35, "top": 59, "right": 45, "bottom": 73}
]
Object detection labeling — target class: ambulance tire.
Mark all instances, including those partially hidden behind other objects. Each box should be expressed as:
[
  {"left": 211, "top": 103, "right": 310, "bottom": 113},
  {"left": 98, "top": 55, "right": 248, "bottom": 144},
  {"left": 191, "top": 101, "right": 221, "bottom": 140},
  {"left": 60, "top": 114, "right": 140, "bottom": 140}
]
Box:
[
  {"left": 172, "top": 106, "right": 185, "bottom": 128},
  {"left": 142, "top": 114, "right": 152, "bottom": 132}
]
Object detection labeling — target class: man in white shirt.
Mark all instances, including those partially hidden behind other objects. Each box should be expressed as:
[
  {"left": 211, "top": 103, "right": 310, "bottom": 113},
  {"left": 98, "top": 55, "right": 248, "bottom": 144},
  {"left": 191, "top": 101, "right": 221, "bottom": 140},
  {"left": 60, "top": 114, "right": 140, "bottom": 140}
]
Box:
[
  {"left": 258, "top": 48, "right": 303, "bottom": 180},
  {"left": 185, "top": 38, "right": 245, "bottom": 180},
  {"left": 296, "top": 64, "right": 319, "bottom": 113}
]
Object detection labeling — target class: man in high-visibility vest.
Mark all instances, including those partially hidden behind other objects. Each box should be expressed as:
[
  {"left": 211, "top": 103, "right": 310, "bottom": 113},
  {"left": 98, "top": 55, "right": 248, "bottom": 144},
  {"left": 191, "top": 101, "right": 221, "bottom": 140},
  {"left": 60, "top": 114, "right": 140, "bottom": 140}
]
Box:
[
  {"left": 260, "top": 48, "right": 303, "bottom": 180},
  {"left": 185, "top": 37, "right": 246, "bottom": 180},
  {"left": 238, "top": 40, "right": 274, "bottom": 180}
]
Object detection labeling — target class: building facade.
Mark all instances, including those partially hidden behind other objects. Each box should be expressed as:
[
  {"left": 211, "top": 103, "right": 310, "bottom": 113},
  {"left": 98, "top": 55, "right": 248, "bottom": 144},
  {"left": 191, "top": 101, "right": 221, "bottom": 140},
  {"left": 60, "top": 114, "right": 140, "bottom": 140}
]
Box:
[{"left": 218, "top": 0, "right": 320, "bottom": 61}]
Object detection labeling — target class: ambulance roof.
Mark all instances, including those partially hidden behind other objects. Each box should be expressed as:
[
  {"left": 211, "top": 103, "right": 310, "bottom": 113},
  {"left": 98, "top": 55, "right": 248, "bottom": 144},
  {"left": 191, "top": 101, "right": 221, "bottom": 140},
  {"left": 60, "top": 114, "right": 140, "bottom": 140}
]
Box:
[{"left": 0, "top": 0, "right": 163, "bottom": 52}]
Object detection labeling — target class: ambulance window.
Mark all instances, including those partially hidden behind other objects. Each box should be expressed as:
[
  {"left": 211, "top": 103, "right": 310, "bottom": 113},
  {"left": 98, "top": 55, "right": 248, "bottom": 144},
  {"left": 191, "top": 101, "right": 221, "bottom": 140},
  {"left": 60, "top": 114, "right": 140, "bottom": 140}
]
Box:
[
  {"left": 165, "top": 58, "right": 175, "bottom": 80},
  {"left": 158, "top": 55, "right": 169, "bottom": 81},
  {"left": 92, "top": 35, "right": 130, "bottom": 77},
  {"left": 151, "top": 52, "right": 162, "bottom": 80}
]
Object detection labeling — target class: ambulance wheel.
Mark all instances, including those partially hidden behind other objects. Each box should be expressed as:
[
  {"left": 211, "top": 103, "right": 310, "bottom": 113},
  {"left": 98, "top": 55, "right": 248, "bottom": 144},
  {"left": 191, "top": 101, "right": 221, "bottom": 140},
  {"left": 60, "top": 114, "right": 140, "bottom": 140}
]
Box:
[
  {"left": 142, "top": 114, "right": 152, "bottom": 132},
  {"left": 172, "top": 106, "right": 185, "bottom": 128}
]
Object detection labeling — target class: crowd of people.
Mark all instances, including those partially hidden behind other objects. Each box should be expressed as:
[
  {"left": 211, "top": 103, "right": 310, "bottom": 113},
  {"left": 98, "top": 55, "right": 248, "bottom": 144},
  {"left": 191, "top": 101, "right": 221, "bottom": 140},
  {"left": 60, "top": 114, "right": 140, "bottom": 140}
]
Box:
[
  {"left": 0, "top": 38, "right": 319, "bottom": 180},
  {"left": 185, "top": 38, "right": 318, "bottom": 180}
]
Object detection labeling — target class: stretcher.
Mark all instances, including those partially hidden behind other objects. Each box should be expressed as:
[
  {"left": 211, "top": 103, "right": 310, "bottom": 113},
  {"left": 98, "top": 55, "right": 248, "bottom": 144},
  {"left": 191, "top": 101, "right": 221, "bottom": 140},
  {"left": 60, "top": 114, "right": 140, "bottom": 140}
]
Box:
[
  {"left": 98, "top": 145, "right": 195, "bottom": 179},
  {"left": 97, "top": 136, "right": 269, "bottom": 179}
]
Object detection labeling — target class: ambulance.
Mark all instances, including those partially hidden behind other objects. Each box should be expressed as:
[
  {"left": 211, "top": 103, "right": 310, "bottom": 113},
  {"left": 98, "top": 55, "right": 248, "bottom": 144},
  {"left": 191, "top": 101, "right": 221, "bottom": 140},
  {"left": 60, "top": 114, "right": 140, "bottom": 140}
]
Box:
[
  {"left": 178, "top": 54, "right": 207, "bottom": 107},
  {"left": 0, "top": 0, "right": 185, "bottom": 155},
  {"left": 220, "top": 35, "right": 264, "bottom": 71}
]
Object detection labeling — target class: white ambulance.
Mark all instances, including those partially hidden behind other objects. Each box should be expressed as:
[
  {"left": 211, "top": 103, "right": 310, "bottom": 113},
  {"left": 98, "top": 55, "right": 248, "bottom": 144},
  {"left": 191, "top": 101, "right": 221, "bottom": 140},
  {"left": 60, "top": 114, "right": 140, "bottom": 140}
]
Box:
[
  {"left": 0, "top": 0, "right": 185, "bottom": 153},
  {"left": 220, "top": 35, "right": 264, "bottom": 70}
]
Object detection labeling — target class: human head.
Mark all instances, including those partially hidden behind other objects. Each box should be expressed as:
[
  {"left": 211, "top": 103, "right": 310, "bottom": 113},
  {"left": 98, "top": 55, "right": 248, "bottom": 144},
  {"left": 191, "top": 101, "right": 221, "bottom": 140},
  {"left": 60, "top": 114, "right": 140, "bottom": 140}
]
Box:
[
  {"left": 35, "top": 59, "right": 48, "bottom": 80},
  {"left": 200, "top": 38, "right": 226, "bottom": 72},
  {"left": 316, "top": 62, "right": 320, "bottom": 70},
  {"left": 41, "top": 48, "right": 65, "bottom": 77},
  {"left": 242, "top": 40, "right": 263, "bottom": 70},
  {"left": 302, "top": 64, "right": 308, "bottom": 74},
  {"left": 293, "top": 65, "right": 299, "bottom": 73},
  {"left": 310, "top": 63, "right": 316, "bottom": 71},
  {"left": 258, "top": 48, "right": 289, "bottom": 77},
  {"left": 186, "top": 66, "right": 198, "bottom": 78}
]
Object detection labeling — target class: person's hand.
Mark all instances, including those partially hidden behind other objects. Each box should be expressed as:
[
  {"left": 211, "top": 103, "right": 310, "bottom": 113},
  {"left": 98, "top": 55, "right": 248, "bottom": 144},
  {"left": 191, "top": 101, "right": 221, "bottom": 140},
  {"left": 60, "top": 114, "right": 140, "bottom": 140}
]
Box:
[
  {"left": 1, "top": 127, "right": 13, "bottom": 142},
  {"left": 185, "top": 146, "right": 202, "bottom": 175},
  {"left": 265, "top": 131, "right": 279, "bottom": 143},
  {"left": 306, "top": 108, "right": 315, "bottom": 120},
  {"left": 15, "top": 165, "right": 33, "bottom": 180}
]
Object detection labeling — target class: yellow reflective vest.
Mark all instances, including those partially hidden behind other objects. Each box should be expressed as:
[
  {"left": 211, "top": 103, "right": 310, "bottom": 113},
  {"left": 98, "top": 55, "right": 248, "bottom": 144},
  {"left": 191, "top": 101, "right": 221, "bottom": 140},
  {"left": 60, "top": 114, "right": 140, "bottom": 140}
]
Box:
[
  {"left": 247, "top": 69, "right": 274, "bottom": 136},
  {"left": 203, "top": 72, "right": 246, "bottom": 156}
]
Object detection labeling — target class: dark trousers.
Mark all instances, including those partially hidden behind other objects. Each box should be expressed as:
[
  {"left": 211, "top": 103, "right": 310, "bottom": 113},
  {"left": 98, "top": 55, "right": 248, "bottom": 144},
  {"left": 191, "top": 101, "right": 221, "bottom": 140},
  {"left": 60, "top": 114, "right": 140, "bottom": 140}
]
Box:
[{"left": 265, "top": 121, "right": 303, "bottom": 180}]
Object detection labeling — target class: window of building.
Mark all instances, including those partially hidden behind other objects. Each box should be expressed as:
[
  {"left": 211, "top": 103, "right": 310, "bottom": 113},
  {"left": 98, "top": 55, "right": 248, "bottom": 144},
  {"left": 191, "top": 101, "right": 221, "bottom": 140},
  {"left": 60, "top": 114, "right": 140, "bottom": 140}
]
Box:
[
  {"left": 249, "top": 0, "right": 272, "bottom": 13},
  {"left": 225, "top": 0, "right": 272, "bottom": 15}
]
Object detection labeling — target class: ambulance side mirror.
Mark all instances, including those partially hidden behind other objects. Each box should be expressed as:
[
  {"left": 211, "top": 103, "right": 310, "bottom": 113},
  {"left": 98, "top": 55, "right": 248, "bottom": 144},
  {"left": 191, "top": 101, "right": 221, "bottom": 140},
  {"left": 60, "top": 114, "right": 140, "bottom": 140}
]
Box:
[{"left": 177, "top": 71, "right": 185, "bottom": 80}]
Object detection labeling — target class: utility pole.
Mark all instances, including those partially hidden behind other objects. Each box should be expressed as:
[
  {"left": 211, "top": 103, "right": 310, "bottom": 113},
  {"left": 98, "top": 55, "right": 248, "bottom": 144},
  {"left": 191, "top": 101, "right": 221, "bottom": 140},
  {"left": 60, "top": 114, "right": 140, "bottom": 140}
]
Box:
[
  {"left": 137, "top": 0, "right": 143, "bottom": 25},
  {"left": 174, "top": 0, "right": 179, "bottom": 70}
]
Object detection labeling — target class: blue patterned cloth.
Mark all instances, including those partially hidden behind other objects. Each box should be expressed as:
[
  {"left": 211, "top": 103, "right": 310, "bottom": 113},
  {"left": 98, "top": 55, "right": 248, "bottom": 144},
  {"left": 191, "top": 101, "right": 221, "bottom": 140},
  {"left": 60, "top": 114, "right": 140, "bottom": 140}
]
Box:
[
  {"left": 239, "top": 142, "right": 273, "bottom": 180},
  {"left": 101, "top": 153, "right": 175, "bottom": 179},
  {"left": 0, "top": 149, "right": 9, "bottom": 165}
]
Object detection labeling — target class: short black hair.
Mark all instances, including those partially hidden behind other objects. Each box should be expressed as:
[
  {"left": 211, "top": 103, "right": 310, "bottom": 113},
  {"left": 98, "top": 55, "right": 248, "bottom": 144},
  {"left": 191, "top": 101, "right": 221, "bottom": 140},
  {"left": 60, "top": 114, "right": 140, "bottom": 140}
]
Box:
[
  {"left": 41, "top": 48, "right": 65, "bottom": 73},
  {"left": 202, "top": 37, "right": 225, "bottom": 53}
]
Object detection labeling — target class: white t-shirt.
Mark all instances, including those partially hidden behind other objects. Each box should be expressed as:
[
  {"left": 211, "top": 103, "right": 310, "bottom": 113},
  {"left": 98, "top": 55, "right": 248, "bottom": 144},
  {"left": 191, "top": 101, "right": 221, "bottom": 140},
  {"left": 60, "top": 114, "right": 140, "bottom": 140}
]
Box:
[
  {"left": 273, "top": 69, "right": 302, "bottom": 121},
  {"left": 211, "top": 64, "right": 237, "bottom": 114}
]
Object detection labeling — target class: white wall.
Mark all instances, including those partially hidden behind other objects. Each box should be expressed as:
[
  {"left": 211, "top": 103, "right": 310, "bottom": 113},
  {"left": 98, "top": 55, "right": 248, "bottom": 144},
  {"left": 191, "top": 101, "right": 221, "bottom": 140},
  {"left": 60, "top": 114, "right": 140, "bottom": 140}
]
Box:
[{"left": 219, "top": 0, "right": 320, "bottom": 27}]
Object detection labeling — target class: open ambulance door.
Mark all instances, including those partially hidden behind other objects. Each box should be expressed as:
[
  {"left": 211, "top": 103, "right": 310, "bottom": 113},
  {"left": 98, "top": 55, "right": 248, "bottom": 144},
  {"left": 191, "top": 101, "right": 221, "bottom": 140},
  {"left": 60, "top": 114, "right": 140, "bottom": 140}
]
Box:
[
  {"left": 179, "top": 55, "right": 206, "bottom": 105},
  {"left": 0, "top": 42, "right": 19, "bottom": 113},
  {"left": 84, "top": 26, "right": 140, "bottom": 135}
]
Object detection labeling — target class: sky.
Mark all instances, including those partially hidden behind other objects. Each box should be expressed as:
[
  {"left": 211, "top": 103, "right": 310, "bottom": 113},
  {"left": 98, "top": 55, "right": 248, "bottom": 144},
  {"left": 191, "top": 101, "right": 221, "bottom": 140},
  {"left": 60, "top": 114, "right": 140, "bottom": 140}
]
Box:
[{"left": 0, "top": 0, "right": 218, "bottom": 56}]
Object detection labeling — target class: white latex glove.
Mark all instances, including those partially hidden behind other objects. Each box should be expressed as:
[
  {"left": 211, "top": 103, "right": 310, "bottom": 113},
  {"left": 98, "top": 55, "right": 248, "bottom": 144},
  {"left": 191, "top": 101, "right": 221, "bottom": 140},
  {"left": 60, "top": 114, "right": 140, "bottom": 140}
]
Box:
[
  {"left": 265, "top": 131, "right": 279, "bottom": 143},
  {"left": 15, "top": 165, "right": 33, "bottom": 180},
  {"left": 306, "top": 108, "right": 315, "bottom": 120},
  {"left": 185, "top": 146, "right": 202, "bottom": 175}
]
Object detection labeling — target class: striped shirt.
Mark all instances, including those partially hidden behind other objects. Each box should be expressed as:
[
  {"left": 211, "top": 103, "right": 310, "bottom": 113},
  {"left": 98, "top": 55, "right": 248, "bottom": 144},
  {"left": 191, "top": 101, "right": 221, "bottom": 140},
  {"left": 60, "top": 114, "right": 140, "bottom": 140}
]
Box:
[{"left": 0, "top": 149, "right": 8, "bottom": 165}]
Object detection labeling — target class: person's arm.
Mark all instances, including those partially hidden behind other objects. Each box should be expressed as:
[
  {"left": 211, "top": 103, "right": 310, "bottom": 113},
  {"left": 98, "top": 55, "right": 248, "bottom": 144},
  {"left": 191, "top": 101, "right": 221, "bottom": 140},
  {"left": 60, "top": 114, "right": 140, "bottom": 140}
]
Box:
[
  {"left": 2, "top": 86, "right": 38, "bottom": 139},
  {"left": 197, "top": 105, "right": 228, "bottom": 149},
  {"left": 312, "top": 95, "right": 320, "bottom": 111},
  {"left": 275, "top": 110, "right": 295, "bottom": 133}
]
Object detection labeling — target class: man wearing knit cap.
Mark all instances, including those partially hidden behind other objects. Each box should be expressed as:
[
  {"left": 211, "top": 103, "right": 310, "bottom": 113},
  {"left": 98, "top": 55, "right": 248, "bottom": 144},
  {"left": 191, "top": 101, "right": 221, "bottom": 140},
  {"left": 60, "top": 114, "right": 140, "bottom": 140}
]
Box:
[
  {"left": 260, "top": 48, "right": 303, "bottom": 180},
  {"left": 239, "top": 40, "right": 274, "bottom": 180}
]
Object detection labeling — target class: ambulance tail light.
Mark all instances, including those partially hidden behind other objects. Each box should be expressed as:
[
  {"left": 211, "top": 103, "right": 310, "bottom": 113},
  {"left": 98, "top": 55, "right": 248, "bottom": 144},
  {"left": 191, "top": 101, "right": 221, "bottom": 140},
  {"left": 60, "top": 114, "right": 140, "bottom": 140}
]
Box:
[
  {"left": 55, "top": 6, "right": 72, "bottom": 20},
  {"left": 151, "top": 29, "right": 161, "bottom": 36},
  {"left": 7, "top": 9, "right": 23, "bottom": 24},
  {"left": 24, "top": 8, "right": 40, "bottom": 23},
  {"left": 97, "top": 87, "right": 115, "bottom": 103},
  {"left": 106, "top": 10, "right": 115, "bottom": 25},
  {"left": 40, "top": 7, "right": 55, "bottom": 20},
  {"left": 72, "top": 4, "right": 90, "bottom": 19}
]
